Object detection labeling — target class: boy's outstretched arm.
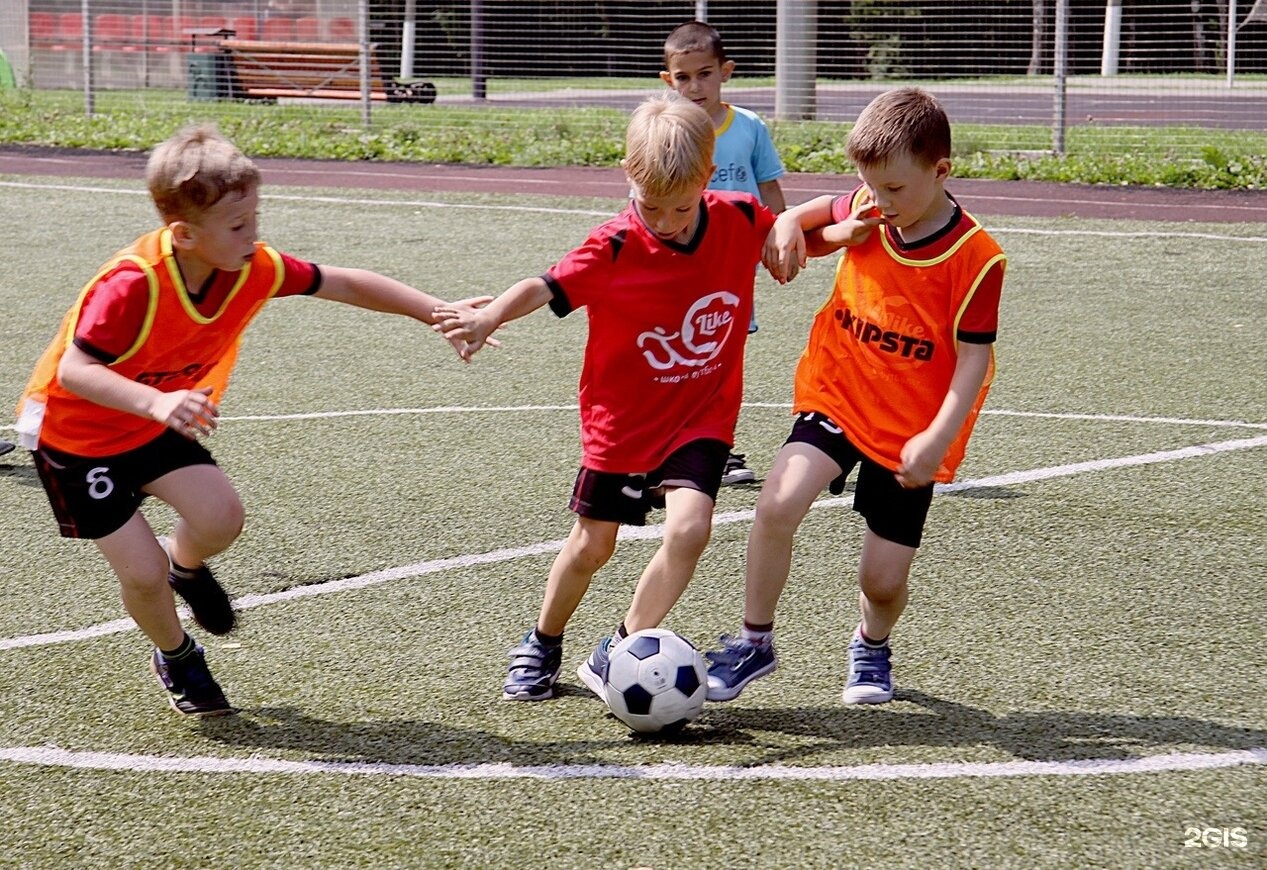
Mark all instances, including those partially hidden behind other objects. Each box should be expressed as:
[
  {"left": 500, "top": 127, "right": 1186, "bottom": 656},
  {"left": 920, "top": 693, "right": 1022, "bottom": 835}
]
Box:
[
  {"left": 895, "top": 342, "right": 992, "bottom": 488},
  {"left": 432, "top": 277, "right": 553, "bottom": 361},
  {"left": 312, "top": 265, "right": 493, "bottom": 360}
]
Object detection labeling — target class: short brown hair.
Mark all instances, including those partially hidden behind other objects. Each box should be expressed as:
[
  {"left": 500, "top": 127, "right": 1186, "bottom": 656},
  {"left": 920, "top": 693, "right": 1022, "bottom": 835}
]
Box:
[
  {"left": 663, "top": 20, "right": 726, "bottom": 67},
  {"left": 146, "top": 124, "right": 260, "bottom": 221},
  {"left": 846, "top": 87, "right": 951, "bottom": 169},
  {"left": 623, "top": 93, "right": 715, "bottom": 199}
]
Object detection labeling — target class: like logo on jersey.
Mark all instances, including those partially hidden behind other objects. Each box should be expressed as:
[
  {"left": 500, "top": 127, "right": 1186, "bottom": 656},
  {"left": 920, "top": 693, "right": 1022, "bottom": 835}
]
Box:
[{"left": 636, "top": 290, "right": 741, "bottom": 372}]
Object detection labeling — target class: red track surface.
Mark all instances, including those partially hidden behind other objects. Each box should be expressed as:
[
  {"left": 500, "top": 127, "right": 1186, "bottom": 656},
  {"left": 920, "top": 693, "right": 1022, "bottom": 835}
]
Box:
[{"left": 2, "top": 145, "right": 1265, "bottom": 223}]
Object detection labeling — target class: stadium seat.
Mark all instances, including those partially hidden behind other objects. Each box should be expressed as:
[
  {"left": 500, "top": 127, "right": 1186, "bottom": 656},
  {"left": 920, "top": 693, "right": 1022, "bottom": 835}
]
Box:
[
  {"left": 52, "top": 12, "right": 84, "bottom": 52},
  {"left": 261, "top": 17, "right": 297, "bottom": 42},
  {"left": 295, "top": 16, "right": 322, "bottom": 42},
  {"left": 230, "top": 17, "right": 259, "bottom": 41},
  {"left": 138, "top": 15, "right": 177, "bottom": 54},
  {"left": 93, "top": 14, "right": 140, "bottom": 53},
  {"left": 327, "top": 17, "right": 356, "bottom": 42},
  {"left": 30, "top": 12, "right": 59, "bottom": 50}
]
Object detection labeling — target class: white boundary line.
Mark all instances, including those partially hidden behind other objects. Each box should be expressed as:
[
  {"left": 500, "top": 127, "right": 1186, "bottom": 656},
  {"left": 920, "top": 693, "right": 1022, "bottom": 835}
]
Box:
[
  {"left": 1, "top": 745, "right": 1263, "bottom": 782},
  {"left": 3, "top": 180, "right": 1267, "bottom": 241},
  {"left": 3, "top": 433, "right": 1265, "bottom": 651}
]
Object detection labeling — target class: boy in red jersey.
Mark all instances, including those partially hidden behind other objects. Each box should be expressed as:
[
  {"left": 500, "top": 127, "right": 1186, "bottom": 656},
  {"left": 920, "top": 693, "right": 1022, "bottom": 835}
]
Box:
[
  {"left": 18, "top": 124, "right": 482, "bottom": 717},
  {"left": 434, "top": 93, "right": 777, "bottom": 702},
  {"left": 704, "top": 87, "right": 1006, "bottom": 705},
  {"left": 660, "top": 21, "right": 788, "bottom": 486}
]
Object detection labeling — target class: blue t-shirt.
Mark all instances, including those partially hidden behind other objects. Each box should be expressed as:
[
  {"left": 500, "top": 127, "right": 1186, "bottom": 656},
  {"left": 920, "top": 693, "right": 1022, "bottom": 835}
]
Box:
[{"left": 710, "top": 104, "right": 785, "bottom": 202}]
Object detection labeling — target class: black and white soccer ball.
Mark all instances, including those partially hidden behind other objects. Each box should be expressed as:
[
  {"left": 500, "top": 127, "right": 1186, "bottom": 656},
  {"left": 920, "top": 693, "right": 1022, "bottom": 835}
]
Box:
[{"left": 603, "top": 628, "right": 707, "bottom": 734}]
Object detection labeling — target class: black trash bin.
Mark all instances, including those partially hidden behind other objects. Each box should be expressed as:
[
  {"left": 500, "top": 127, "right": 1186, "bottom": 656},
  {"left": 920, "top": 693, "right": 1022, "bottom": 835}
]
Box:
[{"left": 185, "top": 28, "right": 235, "bottom": 101}]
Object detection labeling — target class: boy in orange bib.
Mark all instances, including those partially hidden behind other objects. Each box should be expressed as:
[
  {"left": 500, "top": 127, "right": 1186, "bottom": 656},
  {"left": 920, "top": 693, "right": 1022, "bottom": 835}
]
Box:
[
  {"left": 18, "top": 125, "right": 482, "bottom": 717},
  {"left": 705, "top": 88, "right": 1006, "bottom": 706}
]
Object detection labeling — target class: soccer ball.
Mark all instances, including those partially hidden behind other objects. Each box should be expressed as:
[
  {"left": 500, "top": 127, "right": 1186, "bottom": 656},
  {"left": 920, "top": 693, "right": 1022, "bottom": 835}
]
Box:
[{"left": 603, "top": 628, "right": 707, "bottom": 734}]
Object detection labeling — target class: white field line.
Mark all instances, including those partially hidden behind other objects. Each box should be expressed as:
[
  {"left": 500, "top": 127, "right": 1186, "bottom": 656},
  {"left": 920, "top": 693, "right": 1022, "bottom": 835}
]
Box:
[
  {"left": 3, "top": 180, "right": 1267, "bottom": 242},
  {"left": 0, "top": 745, "right": 1263, "bottom": 782},
  {"left": 2, "top": 405, "right": 1265, "bottom": 437},
  {"left": 3, "top": 433, "right": 1265, "bottom": 652}
]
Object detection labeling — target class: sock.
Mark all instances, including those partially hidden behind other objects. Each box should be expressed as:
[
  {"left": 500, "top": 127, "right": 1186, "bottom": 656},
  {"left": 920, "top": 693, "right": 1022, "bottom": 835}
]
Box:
[
  {"left": 613, "top": 623, "right": 629, "bottom": 642},
  {"left": 532, "top": 627, "right": 562, "bottom": 647},
  {"left": 169, "top": 558, "right": 201, "bottom": 580},
  {"left": 858, "top": 628, "right": 889, "bottom": 648},
  {"left": 741, "top": 621, "right": 774, "bottom": 646},
  {"left": 160, "top": 633, "right": 196, "bottom": 661}
]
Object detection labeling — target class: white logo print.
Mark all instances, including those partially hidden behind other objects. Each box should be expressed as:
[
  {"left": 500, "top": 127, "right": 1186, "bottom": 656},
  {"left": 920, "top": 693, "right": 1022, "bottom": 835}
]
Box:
[{"left": 636, "top": 291, "right": 741, "bottom": 371}]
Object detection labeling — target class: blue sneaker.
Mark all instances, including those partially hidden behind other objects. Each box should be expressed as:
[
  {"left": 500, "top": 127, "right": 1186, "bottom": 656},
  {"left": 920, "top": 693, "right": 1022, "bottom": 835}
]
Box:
[
  {"left": 842, "top": 631, "right": 893, "bottom": 704},
  {"left": 576, "top": 636, "right": 612, "bottom": 701},
  {"left": 502, "top": 631, "right": 562, "bottom": 701},
  {"left": 704, "top": 634, "right": 777, "bottom": 701}
]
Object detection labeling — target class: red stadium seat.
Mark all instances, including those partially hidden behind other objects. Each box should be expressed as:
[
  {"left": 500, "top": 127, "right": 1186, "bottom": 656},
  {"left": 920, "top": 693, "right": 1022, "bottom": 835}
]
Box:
[
  {"left": 230, "top": 17, "right": 259, "bottom": 42},
  {"left": 30, "top": 12, "right": 59, "bottom": 49},
  {"left": 295, "top": 16, "right": 321, "bottom": 42},
  {"left": 52, "top": 13, "right": 84, "bottom": 51},
  {"left": 261, "top": 17, "right": 296, "bottom": 42},
  {"left": 93, "top": 14, "right": 140, "bottom": 53},
  {"left": 138, "top": 15, "right": 177, "bottom": 53},
  {"left": 327, "top": 17, "right": 356, "bottom": 42}
]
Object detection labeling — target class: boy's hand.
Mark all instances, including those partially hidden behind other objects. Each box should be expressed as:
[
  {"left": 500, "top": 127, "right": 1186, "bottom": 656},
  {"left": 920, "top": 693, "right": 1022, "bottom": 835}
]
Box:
[
  {"left": 762, "top": 217, "right": 807, "bottom": 284},
  {"left": 432, "top": 300, "right": 501, "bottom": 361},
  {"left": 825, "top": 201, "right": 883, "bottom": 248},
  {"left": 895, "top": 429, "right": 944, "bottom": 489},
  {"left": 151, "top": 386, "right": 218, "bottom": 440}
]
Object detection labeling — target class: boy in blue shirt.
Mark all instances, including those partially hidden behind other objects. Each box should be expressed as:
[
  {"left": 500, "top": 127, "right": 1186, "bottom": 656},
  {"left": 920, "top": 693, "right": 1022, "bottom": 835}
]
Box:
[{"left": 661, "top": 20, "right": 787, "bottom": 485}]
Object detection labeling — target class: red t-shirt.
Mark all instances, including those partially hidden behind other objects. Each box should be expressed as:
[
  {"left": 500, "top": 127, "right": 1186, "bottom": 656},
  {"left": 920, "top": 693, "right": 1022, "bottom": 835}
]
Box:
[
  {"left": 546, "top": 191, "right": 776, "bottom": 472},
  {"left": 75, "top": 253, "right": 319, "bottom": 362}
]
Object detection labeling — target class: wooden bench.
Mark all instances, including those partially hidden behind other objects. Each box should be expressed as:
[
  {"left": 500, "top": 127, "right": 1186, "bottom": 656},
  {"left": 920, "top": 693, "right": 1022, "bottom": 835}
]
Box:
[{"left": 219, "top": 39, "right": 435, "bottom": 103}]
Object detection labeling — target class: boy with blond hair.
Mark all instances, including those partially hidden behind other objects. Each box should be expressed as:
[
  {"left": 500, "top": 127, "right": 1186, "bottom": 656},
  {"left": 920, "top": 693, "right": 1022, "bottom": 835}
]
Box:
[
  {"left": 434, "top": 93, "right": 777, "bottom": 702},
  {"left": 705, "top": 87, "right": 1007, "bottom": 705},
  {"left": 661, "top": 20, "right": 787, "bottom": 486},
  {"left": 19, "top": 124, "right": 481, "bottom": 717}
]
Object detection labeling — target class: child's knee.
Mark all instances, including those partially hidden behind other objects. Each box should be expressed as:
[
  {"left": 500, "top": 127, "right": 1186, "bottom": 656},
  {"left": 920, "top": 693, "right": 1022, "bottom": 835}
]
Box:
[{"left": 663, "top": 515, "right": 711, "bottom": 557}]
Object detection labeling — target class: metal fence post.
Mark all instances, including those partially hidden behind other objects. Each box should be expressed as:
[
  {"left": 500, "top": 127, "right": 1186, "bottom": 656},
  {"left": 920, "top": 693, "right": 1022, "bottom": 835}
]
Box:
[{"left": 1053, "top": 0, "right": 1068, "bottom": 155}]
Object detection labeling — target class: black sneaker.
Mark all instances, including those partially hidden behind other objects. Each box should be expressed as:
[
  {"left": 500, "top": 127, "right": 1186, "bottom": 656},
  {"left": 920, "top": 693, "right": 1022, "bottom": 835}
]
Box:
[
  {"left": 0, "top": 439, "right": 14, "bottom": 458},
  {"left": 160, "top": 537, "right": 237, "bottom": 635},
  {"left": 150, "top": 646, "right": 234, "bottom": 716},
  {"left": 721, "top": 452, "right": 756, "bottom": 486}
]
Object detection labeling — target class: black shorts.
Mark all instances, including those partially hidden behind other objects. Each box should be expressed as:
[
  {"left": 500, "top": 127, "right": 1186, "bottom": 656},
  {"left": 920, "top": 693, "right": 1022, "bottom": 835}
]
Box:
[
  {"left": 787, "top": 412, "right": 933, "bottom": 548},
  {"left": 33, "top": 429, "right": 216, "bottom": 540},
  {"left": 568, "top": 438, "right": 729, "bottom": 526}
]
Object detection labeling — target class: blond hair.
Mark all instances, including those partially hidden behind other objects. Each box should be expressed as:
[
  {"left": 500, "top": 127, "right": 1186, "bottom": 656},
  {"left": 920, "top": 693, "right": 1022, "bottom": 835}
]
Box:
[
  {"left": 146, "top": 124, "right": 260, "bottom": 221},
  {"left": 622, "top": 93, "right": 715, "bottom": 199},
  {"left": 846, "top": 87, "right": 951, "bottom": 169}
]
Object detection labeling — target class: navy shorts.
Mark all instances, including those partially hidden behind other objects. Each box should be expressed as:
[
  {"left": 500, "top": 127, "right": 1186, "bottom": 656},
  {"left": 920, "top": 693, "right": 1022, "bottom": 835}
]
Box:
[
  {"left": 569, "top": 438, "right": 729, "bottom": 526},
  {"left": 33, "top": 429, "right": 216, "bottom": 540},
  {"left": 787, "top": 412, "right": 933, "bottom": 548}
]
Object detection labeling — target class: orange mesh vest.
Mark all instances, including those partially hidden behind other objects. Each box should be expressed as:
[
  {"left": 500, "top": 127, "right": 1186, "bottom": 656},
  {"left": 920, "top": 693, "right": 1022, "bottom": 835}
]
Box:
[
  {"left": 20, "top": 228, "right": 284, "bottom": 456},
  {"left": 793, "top": 195, "right": 1006, "bottom": 483}
]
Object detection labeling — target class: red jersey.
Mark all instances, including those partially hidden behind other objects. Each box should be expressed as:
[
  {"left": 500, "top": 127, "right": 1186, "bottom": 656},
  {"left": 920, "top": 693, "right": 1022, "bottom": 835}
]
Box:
[
  {"left": 21, "top": 227, "right": 318, "bottom": 456},
  {"left": 546, "top": 190, "right": 776, "bottom": 472},
  {"left": 793, "top": 188, "right": 1006, "bottom": 482}
]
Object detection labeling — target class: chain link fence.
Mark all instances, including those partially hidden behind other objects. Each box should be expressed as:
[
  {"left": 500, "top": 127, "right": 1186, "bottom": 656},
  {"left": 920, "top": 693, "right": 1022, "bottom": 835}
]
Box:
[{"left": 2, "top": 1, "right": 1266, "bottom": 157}]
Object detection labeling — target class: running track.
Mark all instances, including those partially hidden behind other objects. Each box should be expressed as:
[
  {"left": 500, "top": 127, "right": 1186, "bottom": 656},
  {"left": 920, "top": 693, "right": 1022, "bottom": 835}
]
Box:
[{"left": 2, "top": 144, "right": 1266, "bottom": 223}]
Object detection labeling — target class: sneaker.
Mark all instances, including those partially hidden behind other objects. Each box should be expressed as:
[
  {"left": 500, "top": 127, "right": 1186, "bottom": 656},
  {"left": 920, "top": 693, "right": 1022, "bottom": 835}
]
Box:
[
  {"left": 502, "top": 631, "right": 563, "bottom": 701},
  {"left": 160, "top": 537, "right": 236, "bottom": 636},
  {"left": 0, "top": 439, "right": 14, "bottom": 458},
  {"left": 150, "top": 646, "right": 233, "bottom": 716},
  {"left": 704, "top": 634, "right": 778, "bottom": 701},
  {"left": 576, "top": 636, "right": 612, "bottom": 701},
  {"left": 721, "top": 453, "right": 756, "bottom": 486},
  {"left": 842, "top": 631, "right": 894, "bottom": 704}
]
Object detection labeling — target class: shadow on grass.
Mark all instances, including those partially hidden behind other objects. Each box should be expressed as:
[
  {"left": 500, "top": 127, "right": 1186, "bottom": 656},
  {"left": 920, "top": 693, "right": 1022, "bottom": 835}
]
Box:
[
  {"left": 697, "top": 688, "right": 1267, "bottom": 765},
  {"left": 196, "top": 689, "right": 1265, "bottom": 769}
]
